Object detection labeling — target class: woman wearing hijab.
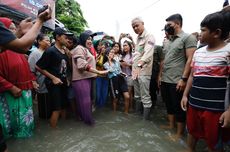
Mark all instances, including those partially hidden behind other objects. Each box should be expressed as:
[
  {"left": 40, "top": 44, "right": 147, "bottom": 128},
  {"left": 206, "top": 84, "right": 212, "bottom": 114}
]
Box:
[
  {"left": 0, "top": 17, "right": 37, "bottom": 138},
  {"left": 71, "top": 32, "right": 108, "bottom": 125}
]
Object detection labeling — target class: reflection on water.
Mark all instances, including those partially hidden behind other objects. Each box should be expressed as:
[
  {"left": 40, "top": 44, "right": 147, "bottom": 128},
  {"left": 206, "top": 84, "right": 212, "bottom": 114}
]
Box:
[
  {"left": 7, "top": 102, "right": 230, "bottom": 152},
  {"left": 6, "top": 106, "right": 183, "bottom": 152}
]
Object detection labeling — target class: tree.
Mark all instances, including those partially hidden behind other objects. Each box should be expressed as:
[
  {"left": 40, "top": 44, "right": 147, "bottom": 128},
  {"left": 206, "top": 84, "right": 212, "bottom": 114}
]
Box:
[{"left": 56, "top": 0, "right": 88, "bottom": 35}]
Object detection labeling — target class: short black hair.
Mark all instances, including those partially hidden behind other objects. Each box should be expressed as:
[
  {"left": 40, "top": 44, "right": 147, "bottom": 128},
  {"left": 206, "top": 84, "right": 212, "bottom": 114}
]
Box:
[
  {"left": 201, "top": 11, "right": 230, "bottom": 40},
  {"left": 35, "top": 33, "right": 48, "bottom": 47},
  {"left": 166, "top": 13, "right": 183, "bottom": 27}
]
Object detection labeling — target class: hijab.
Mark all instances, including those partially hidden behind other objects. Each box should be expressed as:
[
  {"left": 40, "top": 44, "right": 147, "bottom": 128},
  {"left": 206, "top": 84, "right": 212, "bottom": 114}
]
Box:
[{"left": 79, "top": 32, "right": 91, "bottom": 47}]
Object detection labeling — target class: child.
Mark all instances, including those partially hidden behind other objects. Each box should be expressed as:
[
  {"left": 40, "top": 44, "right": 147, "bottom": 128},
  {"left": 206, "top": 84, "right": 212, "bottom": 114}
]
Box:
[
  {"left": 181, "top": 11, "right": 230, "bottom": 152},
  {"left": 104, "top": 50, "right": 130, "bottom": 114},
  {"left": 95, "top": 42, "right": 109, "bottom": 107}
]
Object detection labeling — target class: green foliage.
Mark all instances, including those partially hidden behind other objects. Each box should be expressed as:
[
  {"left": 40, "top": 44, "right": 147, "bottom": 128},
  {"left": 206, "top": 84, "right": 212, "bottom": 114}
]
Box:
[{"left": 56, "top": 0, "right": 88, "bottom": 35}]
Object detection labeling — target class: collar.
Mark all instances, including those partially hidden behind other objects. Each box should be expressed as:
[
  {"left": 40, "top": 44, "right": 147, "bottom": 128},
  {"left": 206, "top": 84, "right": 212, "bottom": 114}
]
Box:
[
  {"left": 137, "top": 29, "right": 147, "bottom": 39},
  {"left": 176, "top": 30, "right": 185, "bottom": 37},
  {"left": 38, "top": 48, "right": 45, "bottom": 53},
  {"left": 54, "top": 44, "right": 65, "bottom": 54},
  {"left": 169, "top": 30, "right": 184, "bottom": 41}
]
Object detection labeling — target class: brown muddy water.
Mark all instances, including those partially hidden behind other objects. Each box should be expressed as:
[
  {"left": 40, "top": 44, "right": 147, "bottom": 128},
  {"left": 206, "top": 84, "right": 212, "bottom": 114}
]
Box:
[{"left": 6, "top": 100, "right": 230, "bottom": 152}]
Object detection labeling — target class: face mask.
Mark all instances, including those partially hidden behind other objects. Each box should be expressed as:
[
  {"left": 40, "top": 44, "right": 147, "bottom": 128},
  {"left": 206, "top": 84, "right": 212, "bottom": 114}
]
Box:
[{"left": 164, "top": 24, "right": 175, "bottom": 35}]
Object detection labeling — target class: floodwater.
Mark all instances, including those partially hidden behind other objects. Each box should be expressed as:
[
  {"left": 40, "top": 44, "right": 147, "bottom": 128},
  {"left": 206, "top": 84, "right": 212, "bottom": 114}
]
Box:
[{"left": 6, "top": 100, "right": 230, "bottom": 152}]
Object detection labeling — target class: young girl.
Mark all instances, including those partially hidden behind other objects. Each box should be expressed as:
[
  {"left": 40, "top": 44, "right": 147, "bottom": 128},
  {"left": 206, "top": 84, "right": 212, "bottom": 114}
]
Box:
[
  {"left": 112, "top": 42, "right": 122, "bottom": 62},
  {"left": 95, "top": 43, "right": 109, "bottom": 107},
  {"left": 120, "top": 40, "right": 134, "bottom": 111},
  {"left": 104, "top": 50, "right": 130, "bottom": 114}
]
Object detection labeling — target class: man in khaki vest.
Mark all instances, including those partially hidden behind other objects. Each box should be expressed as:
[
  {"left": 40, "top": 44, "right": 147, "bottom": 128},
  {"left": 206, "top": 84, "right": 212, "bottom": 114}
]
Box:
[{"left": 131, "top": 17, "right": 155, "bottom": 120}]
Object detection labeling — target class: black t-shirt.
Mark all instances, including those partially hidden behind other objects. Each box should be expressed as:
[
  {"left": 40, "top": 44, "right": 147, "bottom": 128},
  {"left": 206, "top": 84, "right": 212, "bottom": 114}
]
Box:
[
  {"left": 0, "top": 22, "right": 16, "bottom": 46},
  {"left": 36, "top": 45, "right": 70, "bottom": 84}
]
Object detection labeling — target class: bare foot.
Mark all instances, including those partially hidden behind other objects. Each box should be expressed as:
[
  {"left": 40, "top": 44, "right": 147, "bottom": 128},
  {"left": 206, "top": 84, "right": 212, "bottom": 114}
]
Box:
[
  {"left": 168, "top": 134, "right": 182, "bottom": 142},
  {"left": 160, "top": 125, "right": 174, "bottom": 129}
]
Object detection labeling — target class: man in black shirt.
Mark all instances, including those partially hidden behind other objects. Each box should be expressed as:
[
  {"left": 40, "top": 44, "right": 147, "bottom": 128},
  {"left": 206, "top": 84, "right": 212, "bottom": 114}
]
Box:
[{"left": 36, "top": 27, "right": 73, "bottom": 128}]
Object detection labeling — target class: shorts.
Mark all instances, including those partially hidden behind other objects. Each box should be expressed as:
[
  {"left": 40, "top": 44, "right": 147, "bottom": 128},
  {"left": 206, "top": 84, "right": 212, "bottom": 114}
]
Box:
[
  {"left": 187, "top": 106, "right": 230, "bottom": 150},
  {"left": 161, "top": 82, "right": 185, "bottom": 122},
  {"left": 67, "top": 85, "right": 75, "bottom": 101},
  {"left": 37, "top": 93, "right": 51, "bottom": 119},
  {"left": 110, "top": 75, "right": 128, "bottom": 99},
  {"left": 46, "top": 84, "right": 68, "bottom": 111}
]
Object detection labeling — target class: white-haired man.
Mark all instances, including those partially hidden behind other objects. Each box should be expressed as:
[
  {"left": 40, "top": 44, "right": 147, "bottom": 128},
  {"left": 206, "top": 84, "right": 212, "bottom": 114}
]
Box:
[{"left": 131, "top": 17, "right": 155, "bottom": 120}]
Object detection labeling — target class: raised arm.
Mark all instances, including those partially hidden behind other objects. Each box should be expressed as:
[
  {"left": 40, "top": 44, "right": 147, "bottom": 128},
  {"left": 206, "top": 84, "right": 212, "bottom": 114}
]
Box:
[{"left": 3, "top": 6, "right": 52, "bottom": 53}]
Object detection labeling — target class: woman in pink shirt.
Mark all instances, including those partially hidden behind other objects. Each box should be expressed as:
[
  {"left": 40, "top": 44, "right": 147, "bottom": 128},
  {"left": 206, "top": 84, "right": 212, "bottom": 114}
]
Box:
[{"left": 71, "top": 32, "right": 107, "bottom": 125}]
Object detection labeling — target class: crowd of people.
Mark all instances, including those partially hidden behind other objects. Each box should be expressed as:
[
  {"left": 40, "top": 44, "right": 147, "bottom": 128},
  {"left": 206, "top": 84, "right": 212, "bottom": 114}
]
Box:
[{"left": 0, "top": 3, "right": 230, "bottom": 152}]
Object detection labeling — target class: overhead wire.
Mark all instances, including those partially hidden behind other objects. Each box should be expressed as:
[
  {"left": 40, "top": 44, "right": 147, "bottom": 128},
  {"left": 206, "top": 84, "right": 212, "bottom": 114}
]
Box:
[{"left": 134, "top": 0, "right": 161, "bottom": 15}]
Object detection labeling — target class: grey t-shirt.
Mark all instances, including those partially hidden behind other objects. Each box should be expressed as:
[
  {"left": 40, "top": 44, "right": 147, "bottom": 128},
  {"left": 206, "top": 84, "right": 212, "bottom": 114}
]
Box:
[
  {"left": 161, "top": 31, "right": 197, "bottom": 84},
  {"left": 28, "top": 48, "right": 48, "bottom": 93}
]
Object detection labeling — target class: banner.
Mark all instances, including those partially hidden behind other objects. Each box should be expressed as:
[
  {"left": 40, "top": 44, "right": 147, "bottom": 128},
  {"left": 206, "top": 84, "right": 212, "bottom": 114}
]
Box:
[{"left": 0, "top": 0, "right": 55, "bottom": 29}]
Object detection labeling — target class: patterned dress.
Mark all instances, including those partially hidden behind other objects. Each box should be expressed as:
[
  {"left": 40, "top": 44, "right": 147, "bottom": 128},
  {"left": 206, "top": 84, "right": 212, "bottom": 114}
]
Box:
[
  {"left": 0, "top": 50, "right": 35, "bottom": 139},
  {"left": 0, "top": 91, "right": 34, "bottom": 138}
]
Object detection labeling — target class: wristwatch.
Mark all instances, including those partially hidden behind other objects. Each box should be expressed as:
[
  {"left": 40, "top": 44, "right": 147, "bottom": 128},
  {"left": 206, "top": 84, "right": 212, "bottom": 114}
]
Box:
[
  {"left": 137, "top": 63, "right": 142, "bottom": 68},
  {"left": 181, "top": 77, "right": 188, "bottom": 82}
]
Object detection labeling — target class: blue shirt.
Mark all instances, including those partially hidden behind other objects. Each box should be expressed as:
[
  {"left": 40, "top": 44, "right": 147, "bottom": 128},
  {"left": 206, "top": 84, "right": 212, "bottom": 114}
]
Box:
[{"left": 104, "top": 60, "right": 122, "bottom": 79}]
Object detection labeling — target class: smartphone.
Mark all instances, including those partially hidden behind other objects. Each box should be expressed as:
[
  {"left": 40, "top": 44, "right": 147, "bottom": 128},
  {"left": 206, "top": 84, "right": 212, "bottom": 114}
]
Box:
[
  {"left": 37, "top": 5, "right": 48, "bottom": 15},
  {"left": 120, "top": 72, "right": 128, "bottom": 77}
]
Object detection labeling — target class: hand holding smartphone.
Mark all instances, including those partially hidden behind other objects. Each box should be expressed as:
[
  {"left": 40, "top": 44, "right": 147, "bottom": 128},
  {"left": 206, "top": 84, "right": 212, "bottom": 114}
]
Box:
[
  {"left": 120, "top": 72, "right": 128, "bottom": 78},
  {"left": 38, "top": 5, "right": 49, "bottom": 15},
  {"left": 37, "top": 5, "right": 52, "bottom": 22}
]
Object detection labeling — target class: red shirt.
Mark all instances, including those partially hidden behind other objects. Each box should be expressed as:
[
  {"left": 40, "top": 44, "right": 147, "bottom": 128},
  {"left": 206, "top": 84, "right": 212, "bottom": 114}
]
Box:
[
  {"left": 0, "top": 50, "right": 36, "bottom": 92},
  {"left": 90, "top": 47, "right": 97, "bottom": 58}
]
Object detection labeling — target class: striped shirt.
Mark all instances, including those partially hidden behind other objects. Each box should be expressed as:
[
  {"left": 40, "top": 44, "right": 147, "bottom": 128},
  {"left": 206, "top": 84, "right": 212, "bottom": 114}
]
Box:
[{"left": 189, "top": 43, "right": 230, "bottom": 111}]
